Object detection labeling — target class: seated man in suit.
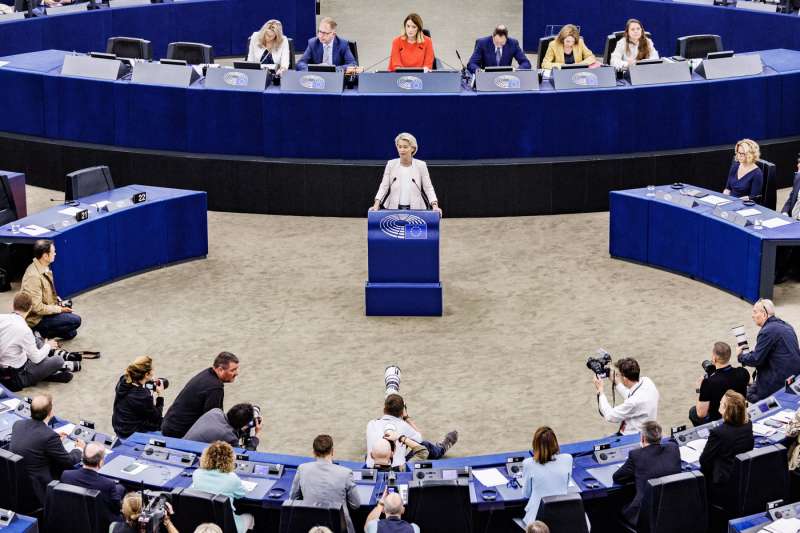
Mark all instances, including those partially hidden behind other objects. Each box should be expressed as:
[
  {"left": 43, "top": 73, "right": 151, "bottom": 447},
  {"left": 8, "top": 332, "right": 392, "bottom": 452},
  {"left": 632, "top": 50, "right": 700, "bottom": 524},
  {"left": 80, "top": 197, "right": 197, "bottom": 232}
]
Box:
[
  {"left": 296, "top": 17, "right": 358, "bottom": 72},
  {"left": 9, "top": 394, "right": 84, "bottom": 505},
  {"left": 289, "top": 434, "right": 361, "bottom": 533},
  {"left": 468, "top": 24, "right": 531, "bottom": 73},
  {"left": 61, "top": 442, "right": 125, "bottom": 527},
  {"left": 777, "top": 159, "right": 800, "bottom": 281},
  {"left": 612, "top": 420, "right": 681, "bottom": 527}
]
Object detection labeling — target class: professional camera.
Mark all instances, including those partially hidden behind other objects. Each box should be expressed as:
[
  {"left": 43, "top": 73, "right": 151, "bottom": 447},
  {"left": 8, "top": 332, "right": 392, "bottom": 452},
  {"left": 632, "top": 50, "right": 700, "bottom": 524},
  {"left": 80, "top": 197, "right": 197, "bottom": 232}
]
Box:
[
  {"left": 702, "top": 360, "right": 716, "bottom": 375},
  {"left": 57, "top": 298, "right": 73, "bottom": 309},
  {"left": 144, "top": 378, "right": 169, "bottom": 391},
  {"left": 586, "top": 350, "right": 612, "bottom": 379},
  {"left": 137, "top": 490, "right": 170, "bottom": 533},
  {"left": 384, "top": 365, "right": 401, "bottom": 396},
  {"left": 731, "top": 325, "right": 750, "bottom": 354}
]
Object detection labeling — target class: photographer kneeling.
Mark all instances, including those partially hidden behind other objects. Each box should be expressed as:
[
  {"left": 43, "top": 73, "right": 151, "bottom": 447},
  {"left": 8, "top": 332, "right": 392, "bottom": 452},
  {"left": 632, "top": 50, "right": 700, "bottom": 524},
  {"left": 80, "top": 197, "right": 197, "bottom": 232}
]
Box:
[
  {"left": 184, "top": 403, "right": 263, "bottom": 451},
  {"left": 689, "top": 342, "right": 750, "bottom": 426},
  {"left": 112, "top": 356, "right": 167, "bottom": 439},
  {"left": 592, "top": 356, "right": 659, "bottom": 435},
  {"left": 111, "top": 492, "right": 177, "bottom": 533}
]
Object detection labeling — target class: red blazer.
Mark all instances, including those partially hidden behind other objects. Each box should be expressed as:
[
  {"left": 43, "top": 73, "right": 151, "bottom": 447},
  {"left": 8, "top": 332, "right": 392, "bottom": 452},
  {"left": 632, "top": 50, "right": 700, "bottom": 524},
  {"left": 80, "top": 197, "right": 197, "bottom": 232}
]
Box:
[{"left": 388, "top": 35, "right": 434, "bottom": 71}]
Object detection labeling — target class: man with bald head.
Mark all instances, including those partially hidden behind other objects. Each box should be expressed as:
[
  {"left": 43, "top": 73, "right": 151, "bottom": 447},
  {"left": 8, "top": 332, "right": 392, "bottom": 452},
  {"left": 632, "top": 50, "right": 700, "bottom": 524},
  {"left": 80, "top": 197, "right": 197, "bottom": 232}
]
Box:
[
  {"left": 9, "top": 394, "right": 84, "bottom": 504},
  {"left": 369, "top": 430, "right": 428, "bottom": 472},
  {"left": 364, "top": 488, "right": 420, "bottom": 533},
  {"left": 62, "top": 441, "right": 125, "bottom": 526}
]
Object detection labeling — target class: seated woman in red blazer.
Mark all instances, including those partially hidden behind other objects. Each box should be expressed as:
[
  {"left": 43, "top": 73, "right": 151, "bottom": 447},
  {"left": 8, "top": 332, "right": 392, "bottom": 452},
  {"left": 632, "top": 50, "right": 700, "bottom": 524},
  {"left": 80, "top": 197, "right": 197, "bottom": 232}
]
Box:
[{"left": 388, "top": 13, "right": 434, "bottom": 71}]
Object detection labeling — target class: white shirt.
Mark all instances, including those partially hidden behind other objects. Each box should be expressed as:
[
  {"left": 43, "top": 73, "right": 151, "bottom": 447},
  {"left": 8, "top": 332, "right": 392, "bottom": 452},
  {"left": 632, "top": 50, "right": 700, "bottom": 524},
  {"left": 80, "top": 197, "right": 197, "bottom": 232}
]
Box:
[
  {"left": 0, "top": 313, "right": 50, "bottom": 369},
  {"left": 247, "top": 32, "right": 291, "bottom": 69},
  {"left": 396, "top": 163, "right": 414, "bottom": 206},
  {"left": 610, "top": 37, "right": 659, "bottom": 70},
  {"left": 365, "top": 415, "right": 422, "bottom": 468},
  {"left": 598, "top": 376, "right": 659, "bottom": 434}
]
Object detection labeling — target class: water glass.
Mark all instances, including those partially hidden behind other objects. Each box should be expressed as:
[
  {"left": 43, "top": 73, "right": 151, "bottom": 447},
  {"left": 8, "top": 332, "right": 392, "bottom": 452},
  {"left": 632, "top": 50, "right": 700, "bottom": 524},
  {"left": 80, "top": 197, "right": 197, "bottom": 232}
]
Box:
[
  {"left": 646, "top": 185, "right": 656, "bottom": 197},
  {"left": 754, "top": 219, "right": 764, "bottom": 230},
  {"left": 10, "top": 224, "right": 20, "bottom": 234}
]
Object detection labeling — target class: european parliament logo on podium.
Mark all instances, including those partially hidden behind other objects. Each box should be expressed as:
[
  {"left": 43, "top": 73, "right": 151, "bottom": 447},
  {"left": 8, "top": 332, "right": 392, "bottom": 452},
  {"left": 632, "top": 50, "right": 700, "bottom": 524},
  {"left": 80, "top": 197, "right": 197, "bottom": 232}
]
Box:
[{"left": 366, "top": 210, "right": 442, "bottom": 316}]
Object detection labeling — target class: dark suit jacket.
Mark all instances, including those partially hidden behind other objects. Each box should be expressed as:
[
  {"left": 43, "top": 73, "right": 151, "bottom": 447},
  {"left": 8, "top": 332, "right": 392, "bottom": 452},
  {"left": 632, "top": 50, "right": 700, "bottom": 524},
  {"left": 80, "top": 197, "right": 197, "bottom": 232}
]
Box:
[
  {"left": 739, "top": 315, "right": 800, "bottom": 401},
  {"left": 296, "top": 36, "right": 357, "bottom": 70},
  {"left": 61, "top": 467, "right": 125, "bottom": 527},
  {"left": 781, "top": 172, "right": 800, "bottom": 215},
  {"left": 467, "top": 36, "right": 531, "bottom": 73},
  {"left": 699, "top": 421, "right": 754, "bottom": 489},
  {"left": 9, "top": 418, "right": 82, "bottom": 504},
  {"left": 612, "top": 442, "right": 682, "bottom": 526}
]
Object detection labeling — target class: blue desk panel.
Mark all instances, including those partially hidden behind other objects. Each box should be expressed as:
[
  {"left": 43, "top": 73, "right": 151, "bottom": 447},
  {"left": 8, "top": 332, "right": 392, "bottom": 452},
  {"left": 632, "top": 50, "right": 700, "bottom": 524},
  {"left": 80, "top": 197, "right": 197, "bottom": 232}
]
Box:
[
  {"left": 0, "top": 185, "right": 208, "bottom": 296},
  {"left": 610, "top": 185, "right": 800, "bottom": 302},
  {"left": 0, "top": 0, "right": 315, "bottom": 59},
  {"left": 2, "top": 515, "right": 38, "bottom": 533},
  {"left": 2, "top": 49, "right": 800, "bottom": 160}
]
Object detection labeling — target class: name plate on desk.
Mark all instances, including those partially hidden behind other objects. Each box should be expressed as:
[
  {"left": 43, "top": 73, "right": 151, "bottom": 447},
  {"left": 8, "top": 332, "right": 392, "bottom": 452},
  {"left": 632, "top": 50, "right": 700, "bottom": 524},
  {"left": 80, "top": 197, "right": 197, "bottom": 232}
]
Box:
[
  {"left": 205, "top": 67, "right": 269, "bottom": 92},
  {"left": 61, "top": 54, "right": 126, "bottom": 81},
  {"left": 628, "top": 61, "right": 691, "bottom": 86},
  {"left": 552, "top": 66, "right": 616, "bottom": 90},
  {"left": 736, "top": 0, "right": 779, "bottom": 12},
  {"left": 359, "top": 71, "right": 461, "bottom": 94},
  {"left": 132, "top": 61, "right": 200, "bottom": 88},
  {"left": 281, "top": 70, "right": 344, "bottom": 94},
  {"left": 695, "top": 54, "right": 762, "bottom": 80},
  {"left": 475, "top": 69, "right": 539, "bottom": 92},
  {"left": 47, "top": 3, "right": 89, "bottom": 15},
  {"left": 673, "top": 0, "right": 715, "bottom": 4}
]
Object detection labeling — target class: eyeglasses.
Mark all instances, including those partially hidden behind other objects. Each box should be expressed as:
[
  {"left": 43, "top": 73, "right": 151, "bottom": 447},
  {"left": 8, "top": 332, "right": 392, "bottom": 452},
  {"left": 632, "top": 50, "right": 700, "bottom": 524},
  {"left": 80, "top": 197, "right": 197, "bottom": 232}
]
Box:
[{"left": 318, "top": 30, "right": 333, "bottom": 36}]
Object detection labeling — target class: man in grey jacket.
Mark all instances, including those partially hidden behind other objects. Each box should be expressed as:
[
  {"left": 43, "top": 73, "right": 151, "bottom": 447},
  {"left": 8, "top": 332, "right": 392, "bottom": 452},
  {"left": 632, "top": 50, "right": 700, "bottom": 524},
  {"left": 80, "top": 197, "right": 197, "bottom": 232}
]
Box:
[
  {"left": 290, "top": 434, "right": 361, "bottom": 533},
  {"left": 183, "top": 403, "right": 262, "bottom": 451}
]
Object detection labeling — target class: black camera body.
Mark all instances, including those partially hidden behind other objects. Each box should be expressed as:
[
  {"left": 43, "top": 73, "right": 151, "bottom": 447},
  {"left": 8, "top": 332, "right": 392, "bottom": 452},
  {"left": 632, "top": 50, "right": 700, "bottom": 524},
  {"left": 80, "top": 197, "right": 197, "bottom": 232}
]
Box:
[
  {"left": 702, "top": 360, "right": 716, "bottom": 375},
  {"left": 586, "top": 350, "right": 613, "bottom": 378},
  {"left": 144, "top": 378, "right": 169, "bottom": 391},
  {"left": 57, "top": 298, "right": 73, "bottom": 309},
  {"left": 138, "top": 490, "right": 170, "bottom": 533}
]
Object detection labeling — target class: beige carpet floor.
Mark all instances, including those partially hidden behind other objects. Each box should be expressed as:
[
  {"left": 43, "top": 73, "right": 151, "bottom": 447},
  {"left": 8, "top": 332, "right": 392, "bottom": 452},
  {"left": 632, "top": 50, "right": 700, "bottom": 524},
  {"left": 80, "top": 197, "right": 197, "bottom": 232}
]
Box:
[{"left": 4, "top": 184, "right": 800, "bottom": 462}]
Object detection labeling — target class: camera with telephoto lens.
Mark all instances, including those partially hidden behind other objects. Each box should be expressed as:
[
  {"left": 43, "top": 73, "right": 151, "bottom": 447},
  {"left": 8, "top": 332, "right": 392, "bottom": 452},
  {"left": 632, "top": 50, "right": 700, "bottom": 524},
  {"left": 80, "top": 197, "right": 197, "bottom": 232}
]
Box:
[
  {"left": 702, "top": 360, "right": 716, "bottom": 375},
  {"left": 586, "top": 350, "right": 613, "bottom": 379},
  {"left": 384, "top": 365, "right": 401, "bottom": 397},
  {"left": 52, "top": 348, "right": 82, "bottom": 362},
  {"left": 137, "top": 490, "right": 170, "bottom": 533},
  {"left": 144, "top": 378, "right": 169, "bottom": 391}
]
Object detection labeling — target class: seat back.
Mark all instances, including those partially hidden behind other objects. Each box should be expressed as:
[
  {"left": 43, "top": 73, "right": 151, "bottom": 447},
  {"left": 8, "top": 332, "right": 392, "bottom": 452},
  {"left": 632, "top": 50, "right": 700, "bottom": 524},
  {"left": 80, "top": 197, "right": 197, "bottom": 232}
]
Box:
[
  {"left": 0, "top": 175, "right": 19, "bottom": 227},
  {"left": 170, "top": 488, "right": 238, "bottom": 533},
  {"left": 166, "top": 42, "right": 214, "bottom": 65},
  {"left": 65, "top": 165, "right": 115, "bottom": 202},
  {"left": 535, "top": 493, "right": 589, "bottom": 533},
  {"left": 732, "top": 444, "right": 789, "bottom": 516},
  {"left": 676, "top": 34, "right": 723, "bottom": 59},
  {"left": 756, "top": 159, "right": 777, "bottom": 210},
  {"left": 288, "top": 37, "right": 296, "bottom": 69},
  {"left": 405, "top": 478, "right": 472, "bottom": 533},
  {"left": 348, "top": 40, "right": 359, "bottom": 65},
  {"left": 278, "top": 500, "right": 344, "bottom": 533},
  {"left": 536, "top": 36, "right": 556, "bottom": 69},
  {"left": 0, "top": 448, "right": 25, "bottom": 511},
  {"left": 639, "top": 471, "right": 707, "bottom": 533},
  {"left": 44, "top": 481, "right": 105, "bottom": 533},
  {"left": 106, "top": 37, "right": 153, "bottom": 60}
]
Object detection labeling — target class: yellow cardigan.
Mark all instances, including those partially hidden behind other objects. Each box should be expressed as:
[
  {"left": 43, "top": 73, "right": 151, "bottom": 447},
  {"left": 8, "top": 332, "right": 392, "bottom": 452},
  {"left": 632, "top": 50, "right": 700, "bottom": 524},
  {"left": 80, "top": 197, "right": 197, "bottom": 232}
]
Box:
[{"left": 541, "top": 38, "right": 597, "bottom": 69}]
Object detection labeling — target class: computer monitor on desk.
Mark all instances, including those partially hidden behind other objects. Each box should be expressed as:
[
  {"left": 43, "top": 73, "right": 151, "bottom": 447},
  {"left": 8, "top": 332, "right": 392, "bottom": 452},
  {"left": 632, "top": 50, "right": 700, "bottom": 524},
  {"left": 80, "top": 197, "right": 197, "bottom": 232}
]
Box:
[
  {"left": 308, "top": 64, "right": 336, "bottom": 72},
  {"left": 233, "top": 61, "right": 265, "bottom": 71},
  {"left": 395, "top": 67, "right": 425, "bottom": 73},
  {"left": 560, "top": 63, "right": 586, "bottom": 70},
  {"left": 485, "top": 66, "right": 514, "bottom": 72}
]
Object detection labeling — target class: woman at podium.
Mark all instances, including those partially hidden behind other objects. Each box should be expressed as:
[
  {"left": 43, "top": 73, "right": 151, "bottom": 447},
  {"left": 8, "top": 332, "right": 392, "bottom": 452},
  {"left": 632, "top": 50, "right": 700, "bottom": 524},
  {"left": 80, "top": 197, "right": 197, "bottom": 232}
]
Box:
[
  {"left": 388, "top": 13, "right": 435, "bottom": 72},
  {"left": 370, "top": 132, "right": 442, "bottom": 215},
  {"left": 247, "top": 19, "right": 291, "bottom": 74},
  {"left": 541, "top": 24, "right": 596, "bottom": 69},
  {"left": 610, "top": 19, "right": 658, "bottom": 71},
  {"left": 723, "top": 138, "right": 763, "bottom": 201}
]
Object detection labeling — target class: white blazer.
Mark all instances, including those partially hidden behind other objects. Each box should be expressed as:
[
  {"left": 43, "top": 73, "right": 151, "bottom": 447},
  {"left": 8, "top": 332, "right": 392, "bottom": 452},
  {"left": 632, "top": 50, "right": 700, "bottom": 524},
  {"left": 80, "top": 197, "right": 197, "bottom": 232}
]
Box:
[
  {"left": 247, "top": 32, "right": 291, "bottom": 69},
  {"left": 374, "top": 158, "right": 438, "bottom": 210}
]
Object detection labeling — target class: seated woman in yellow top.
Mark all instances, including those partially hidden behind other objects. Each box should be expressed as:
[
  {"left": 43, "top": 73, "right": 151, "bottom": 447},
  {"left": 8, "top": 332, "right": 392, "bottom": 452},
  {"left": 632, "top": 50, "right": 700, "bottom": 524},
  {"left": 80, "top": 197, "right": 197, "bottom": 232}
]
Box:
[{"left": 541, "top": 24, "right": 597, "bottom": 69}]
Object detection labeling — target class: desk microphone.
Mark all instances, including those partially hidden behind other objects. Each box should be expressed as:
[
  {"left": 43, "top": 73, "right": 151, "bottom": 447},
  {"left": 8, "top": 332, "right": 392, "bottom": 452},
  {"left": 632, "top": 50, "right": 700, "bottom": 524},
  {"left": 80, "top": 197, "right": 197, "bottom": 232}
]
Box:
[
  {"left": 380, "top": 177, "right": 396, "bottom": 209},
  {"left": 455, "top": 50, "right": 470, "bottom": 83},
  {"left": 411, "top": 178, "right": 431, "bottom": 210},
  {"left": 362, "top": 55, "right": 391, "bottom": 73}
]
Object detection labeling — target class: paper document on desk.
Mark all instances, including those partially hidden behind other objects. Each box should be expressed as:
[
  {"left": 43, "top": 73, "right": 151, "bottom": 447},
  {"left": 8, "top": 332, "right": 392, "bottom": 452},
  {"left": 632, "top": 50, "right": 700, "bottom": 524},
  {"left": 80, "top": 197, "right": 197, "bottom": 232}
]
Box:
[
  {"left": 0, "top": 62, "right": 8, "bottom": 68},
  {"left": 759, "top": 516, "right": 800, "bottom": 533},
  {"left": 762, "top": 217, "right": 792, "bottom": 229},
  {"left": 679, "top": 438, "right": 707, "bottom": 464},
  {"left": 771, "top": 410, "right": 795, "bottom": 424},
  {"left": 736, "top": 208, "right": 762, "bottom": 217},
  {"left": 58, "top": 207, "right": 83, "bottom": 216},
  {"left": 473, "top": 468, "right": 510, "bottom": 487},
  {"left": 2, "top": 398, "right": 20, "bottom": 409},
  {"left": 753, "top": 423, "right": 777, "bottom": 437},
  {"left": 241, "top": 480, "right": 258, "bottom": 492},
  {"left": 19, "top": 225, "right": 49, "bottom": 236},
  {"left": 698, "top": 195, "right": 732, "bottom": 206},
  {"left": 586, "top": 464, "right": 622, "bottom": 488}
]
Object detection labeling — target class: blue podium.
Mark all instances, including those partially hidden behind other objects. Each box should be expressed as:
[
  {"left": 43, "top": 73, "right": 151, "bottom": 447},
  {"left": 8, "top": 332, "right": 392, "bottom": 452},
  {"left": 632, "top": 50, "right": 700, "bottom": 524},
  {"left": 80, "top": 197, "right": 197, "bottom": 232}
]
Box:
[{"left": 365, "top": 210, "right": 442, "bottom": 316}]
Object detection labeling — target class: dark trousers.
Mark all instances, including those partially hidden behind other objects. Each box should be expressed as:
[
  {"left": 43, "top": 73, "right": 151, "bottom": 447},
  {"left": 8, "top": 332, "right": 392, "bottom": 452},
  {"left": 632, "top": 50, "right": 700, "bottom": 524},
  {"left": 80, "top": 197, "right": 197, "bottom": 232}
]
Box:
[
  {"left": 421, "top": 440, "right": 446, "bottom": 459},
  {"left": 17, "top": 356, "right": 64, "bottom": 388},
  {"left": 33, "top": 313, "right": 81, "bottom": 340},
  {"left": 688, "top": 406, "right": 710, "bottom": 427}
]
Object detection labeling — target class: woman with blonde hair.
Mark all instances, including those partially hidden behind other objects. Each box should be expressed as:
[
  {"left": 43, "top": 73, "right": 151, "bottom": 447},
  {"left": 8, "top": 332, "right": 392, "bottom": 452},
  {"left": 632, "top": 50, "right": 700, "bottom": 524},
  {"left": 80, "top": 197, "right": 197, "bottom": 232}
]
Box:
[
  {"left": 388, "top": 13, "right": 435, "bottom": 71},
  {"left": 112, "top": 355, "right": 165, "bottom": 439},
  {"left": 248, "top": 19, "right": 291, "bottom": 73},
  {"left": 724, "top": 138, "right": 763, "bottom": 201},
  {"left": 541, "top": 24, "right": 596, "bottom": 69},
  {"left": 190, "top": 441, "right": 255, "bottom": 533}
]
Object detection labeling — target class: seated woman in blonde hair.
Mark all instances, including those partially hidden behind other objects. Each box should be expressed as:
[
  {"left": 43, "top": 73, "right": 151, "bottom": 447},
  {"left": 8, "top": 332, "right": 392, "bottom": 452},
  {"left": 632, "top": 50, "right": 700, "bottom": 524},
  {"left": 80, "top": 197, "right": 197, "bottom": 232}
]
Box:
[
  {"left": 541, "top": 24, "right": 596, "bottom": 69},
  {"left": 247, "top": 19, "right": 291, "bottom": 73}
]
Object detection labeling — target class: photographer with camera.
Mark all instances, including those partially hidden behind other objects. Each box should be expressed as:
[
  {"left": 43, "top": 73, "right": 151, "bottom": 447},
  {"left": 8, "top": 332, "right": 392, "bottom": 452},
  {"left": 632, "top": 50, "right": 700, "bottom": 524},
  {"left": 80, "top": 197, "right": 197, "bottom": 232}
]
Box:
[
  {"left": 184, "top": 403, "right": 263, "bottom": 451},
  {"left": 591, "top": 356, "right": 659, "bottom": 435},
  {"left": 112, "top": 356, "right": 167, "bottom": 439},
  {"left": 738, "top": 299, "right": 800, "bottom": 402},
  {"left": 689, "top": 342, "right": 750, "bottom": 426},
  {"left": 0, "top": 292, "right": 81, "bottom": 389},
  {"left": 111, "top": 492, "right": 178, "bottom": 533}
]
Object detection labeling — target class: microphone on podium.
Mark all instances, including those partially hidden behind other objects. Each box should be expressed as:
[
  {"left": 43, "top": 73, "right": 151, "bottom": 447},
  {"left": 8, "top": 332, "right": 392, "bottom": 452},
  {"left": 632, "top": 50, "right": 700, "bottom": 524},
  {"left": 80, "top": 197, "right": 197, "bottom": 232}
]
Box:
[
  {"left": 411, "top": 178, "right": 432, "bottom": 210},
  {"left": 380, "top": 177, "right": 397, "bottom": 209},
  {"left": 362, "top": 55, "right": 392, "bottom": 73}
]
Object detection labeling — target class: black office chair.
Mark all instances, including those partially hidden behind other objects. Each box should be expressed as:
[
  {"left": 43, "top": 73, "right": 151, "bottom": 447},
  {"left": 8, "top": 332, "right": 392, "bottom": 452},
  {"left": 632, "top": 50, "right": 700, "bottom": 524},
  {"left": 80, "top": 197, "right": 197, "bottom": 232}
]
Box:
[
  {"left": 347, "top": 40, "right": 359, "bottom": 65},
  {"left": 536, "top": 36, "right": 556, "bottom": 69},
  {"left": 602, "top": 30, "right": 653, "bottom": 65},
  {"left": 636, "top": 471, "right": 707, "bottom": 533},
  {"left": 43, "top": 481, "right": 106, "bottom": 533},
  {"left": 728, "top": 444, "right": 789, "bottom": 516},
  {"left": 106, "top": 37, "right": 153, "bottom": 61},
  {"left": 166, "top": 42, "right": 214, "bottom": 65},
  {"left": 0, "top": 175, "right": 19, "bottom": 228},
  {"left": 405, "top": 478, "right": 472, "bottom": 533},
  {"left": 170, "top": 488, "right": 238, "bottom": 533},
  {"left": 288, "top": 37, "right": 296, "bottom": 69},
  {"left": 676, "top": 34, "right": 723, "bottom": 59},
  {"left": 727, "top": 157, "right": 777, "bottom": 209},
  {"left": 534, "top": 493, "right": 590, "bottom": 533},
  {"left": 0, "top": 448, "right": 41, "bottom": 515},
  {"left": 278, "top": 500, "right": 345, "bottom": 533},
  {"left": 65, "top": 165, "right": 115, "bottom": 202}
]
